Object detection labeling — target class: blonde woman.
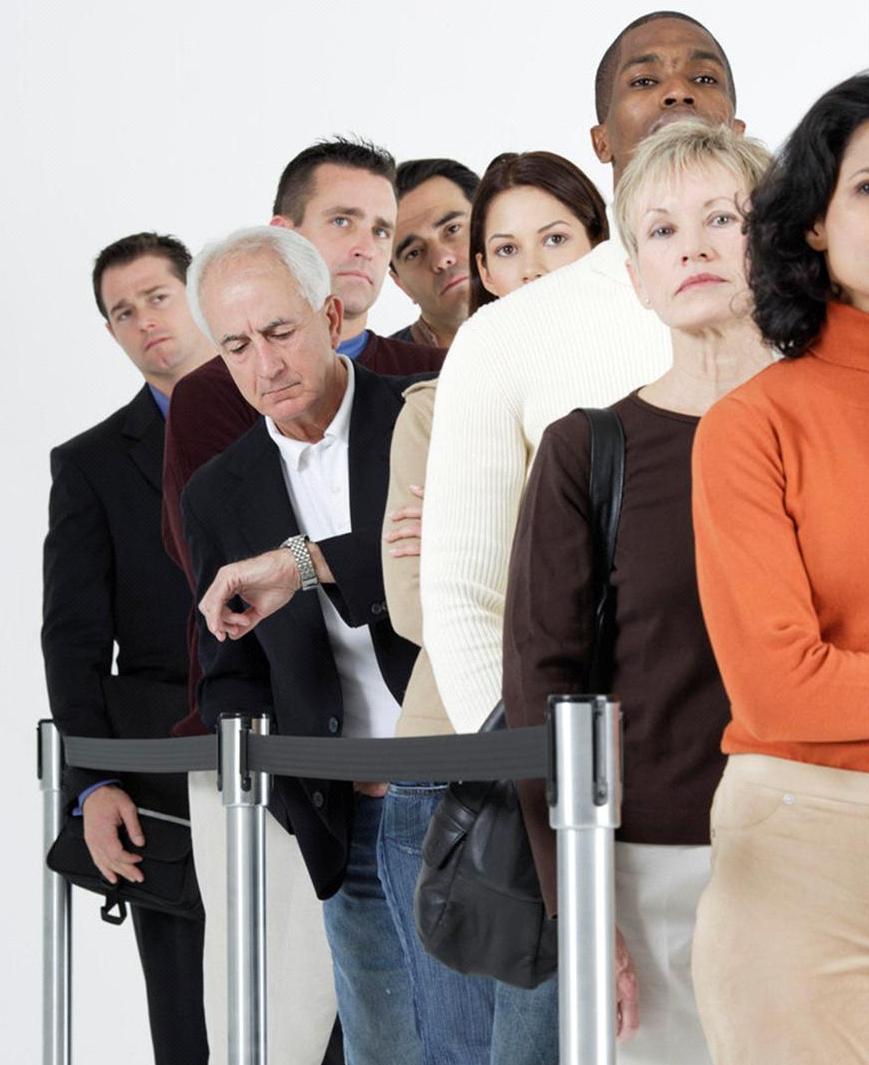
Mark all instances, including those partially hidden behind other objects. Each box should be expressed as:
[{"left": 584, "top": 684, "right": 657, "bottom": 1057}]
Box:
[{"left": 503, "top": 122, "right": 773, "bottom": 1062}]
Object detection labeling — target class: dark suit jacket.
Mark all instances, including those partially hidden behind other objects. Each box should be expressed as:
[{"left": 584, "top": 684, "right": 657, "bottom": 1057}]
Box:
[
  {"left": 181, "top": 363, "right": 428, "bottom": 899},
  {"left": 162, "top": 333, "right": 446, "bottom": 741},
  {"left": 42, "top": 385, "right": 192, "bottom": 810}
]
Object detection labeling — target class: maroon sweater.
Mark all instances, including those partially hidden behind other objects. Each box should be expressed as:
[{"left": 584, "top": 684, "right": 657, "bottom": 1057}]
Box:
[{"left": 163, "top": 331, "right": 444, "bottom": 733}]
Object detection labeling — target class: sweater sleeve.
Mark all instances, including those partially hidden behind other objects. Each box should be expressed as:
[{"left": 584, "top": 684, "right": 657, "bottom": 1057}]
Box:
[
  {"left": 420, "top": 322, "right": 528, "bottom": 733},
  {"left": 502, "top": 415, "right": 595, "bottom": 727},
  {"left": 380, "top": 383, "right": 434, "bottom": 648},
  {"left": 692, "top": 394, "right": 869, "bottom": 744},
  {"left": 501, "top": 414, "right": 594, "bottom": 916}
]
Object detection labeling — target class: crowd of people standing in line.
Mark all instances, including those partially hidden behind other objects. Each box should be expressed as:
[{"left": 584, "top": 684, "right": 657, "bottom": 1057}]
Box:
[{"left": 40, "top": 6, "right": 869, "bottom": 1064}]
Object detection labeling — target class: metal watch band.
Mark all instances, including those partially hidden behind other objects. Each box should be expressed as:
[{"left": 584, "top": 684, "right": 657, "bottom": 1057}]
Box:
[{"left": 280, "top": 534, "right": 319, "bottom": 591}]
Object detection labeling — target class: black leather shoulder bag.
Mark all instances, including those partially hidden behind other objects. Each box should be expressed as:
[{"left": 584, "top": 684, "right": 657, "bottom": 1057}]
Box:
[{"left": 413, "top": 406, "right": 625, "bottom": 988}]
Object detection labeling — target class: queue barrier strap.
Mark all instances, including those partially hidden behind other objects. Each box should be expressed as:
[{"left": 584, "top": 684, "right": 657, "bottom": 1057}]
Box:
[
  {"left": 44, "top": 700, "right": 620, "bottom": 1065},
  {"left": 63, "top": 726, "right": 549, "bottom": 783}
]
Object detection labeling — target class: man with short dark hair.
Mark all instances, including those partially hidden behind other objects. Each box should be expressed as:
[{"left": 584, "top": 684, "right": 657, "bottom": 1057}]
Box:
[
  {"left": 420, "top": 12, "right": 745, "bottom": 1062},
  {"left": 162, "top": 137, "right": 446, "bottom": 599},
  {"left": 42, "top": 232, "right": 213, "bottom": 1065},
  {"left": 389, "top": 158, "right": 479, "bottom": 348}
]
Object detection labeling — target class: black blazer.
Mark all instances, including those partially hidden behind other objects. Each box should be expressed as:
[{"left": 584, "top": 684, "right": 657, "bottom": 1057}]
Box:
[
  {"left": 181, "top": 363, "right": 428, "bottom": 898},
  {"left": 42, "top": 386, "right": 192, "bottom": 809}
]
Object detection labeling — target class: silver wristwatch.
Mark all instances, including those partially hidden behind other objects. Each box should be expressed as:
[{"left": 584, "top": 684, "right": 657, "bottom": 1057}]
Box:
[{"left": 280, "top": 534, "right": 319, "bottom": 591}]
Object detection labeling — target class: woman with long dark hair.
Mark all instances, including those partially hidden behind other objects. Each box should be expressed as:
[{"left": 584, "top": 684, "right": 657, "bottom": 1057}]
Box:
[
  {"left": 691, "top": 73, "right": 869, "bottom": 1063},
  {"left": 468, "top": 150, "right": 608, "bottom": 314}
]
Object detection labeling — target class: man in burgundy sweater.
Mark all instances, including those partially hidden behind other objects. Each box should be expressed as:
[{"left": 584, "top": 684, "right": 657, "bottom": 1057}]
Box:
[
  {"left": 163, "top": 136, "right": 444, "bottom": 594},
  {"left": 163, "top": 137, "right": 444, "bottom": 744}
]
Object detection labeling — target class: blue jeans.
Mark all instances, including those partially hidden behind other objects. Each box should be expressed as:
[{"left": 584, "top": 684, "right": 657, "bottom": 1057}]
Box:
[
  {"left": 377, "top": 782, "right": 560, "bottom": 1065},
  {"left": 378, "top": 783, "right": 495, "bottom": 1064},
  {"left": 323, "top": 794, "right": 423, "bottom": 1065}
]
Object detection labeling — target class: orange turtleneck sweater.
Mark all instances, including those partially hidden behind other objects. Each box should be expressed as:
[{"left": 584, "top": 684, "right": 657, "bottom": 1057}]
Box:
[{"left": 692, "top": 301, "right": 869, "bottom": 769}]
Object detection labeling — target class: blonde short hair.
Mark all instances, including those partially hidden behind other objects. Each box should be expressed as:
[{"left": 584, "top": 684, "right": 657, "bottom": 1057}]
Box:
[{"left": 615, "top": 121, "right": 773, "bottom": 258}]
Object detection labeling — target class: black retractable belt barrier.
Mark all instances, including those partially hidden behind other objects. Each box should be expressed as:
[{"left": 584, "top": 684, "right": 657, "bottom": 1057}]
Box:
[
  {"left": 64, "top": 727, "right": 548, "bottom": 782},
  {"left": 45, "top": 705, "right": 620, "bottom": 1065}
]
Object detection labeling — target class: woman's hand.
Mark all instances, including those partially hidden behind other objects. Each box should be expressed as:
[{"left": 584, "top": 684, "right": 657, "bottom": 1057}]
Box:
[
  {"left": 616, "top": 925, "right": 640, "bottom": 1042},
  {"left": 384, "top": 484, "right": 424, "bottom": 558}
]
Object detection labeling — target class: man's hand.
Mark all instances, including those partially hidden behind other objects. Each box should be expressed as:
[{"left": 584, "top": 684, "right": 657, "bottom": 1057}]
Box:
[
  {"left": 383, "top": 484, "right": 424, "bottom": 558},
  {"left": 353, "top": 782, "right": 389, "bottom": 797},
  {"left": 615, "top": 925, "right": 639, "bottom": 1042},
  {"left": 82, "top": 785, "right": 145, "bottom": 885},
  {"left": 199, "top": 548, "right": 302, "bottom": 641}
]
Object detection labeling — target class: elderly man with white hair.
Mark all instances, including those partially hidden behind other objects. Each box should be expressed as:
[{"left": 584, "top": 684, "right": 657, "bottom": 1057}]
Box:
[{"left": 182, "top": 225, "right": 429, "bottom": 1065}]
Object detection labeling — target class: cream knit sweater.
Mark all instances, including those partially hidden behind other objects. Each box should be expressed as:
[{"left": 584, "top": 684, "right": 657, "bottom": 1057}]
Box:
[{"left": 420, "top": 234, "right": 672, "bottom": 734}]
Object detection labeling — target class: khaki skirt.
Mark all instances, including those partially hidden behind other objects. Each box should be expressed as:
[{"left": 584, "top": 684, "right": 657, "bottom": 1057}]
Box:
[{"left": 692, "top": 753, "right": 869, "bottom": 1065}]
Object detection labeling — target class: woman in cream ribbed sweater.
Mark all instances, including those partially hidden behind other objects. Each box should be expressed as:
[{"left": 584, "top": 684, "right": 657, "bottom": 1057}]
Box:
[
  {"left": 691, "top": 74, "right": 869, "bottom": 1064},
  {"left": 376, "top": 160, "right": 608, "bottom": 1065}
]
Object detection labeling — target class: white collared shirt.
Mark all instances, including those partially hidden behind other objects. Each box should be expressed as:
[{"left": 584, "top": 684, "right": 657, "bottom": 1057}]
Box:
[{"left": 265, "top": 357, "right": 402, "bottom": 739}]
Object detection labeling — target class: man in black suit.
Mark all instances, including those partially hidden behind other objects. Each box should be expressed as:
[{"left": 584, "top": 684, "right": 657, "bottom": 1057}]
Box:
[
  {"left": 182, "top": 225, "right": 428, "bottom": 1065},
  {"left": 42, "top": 232, "right": 213, "bottom": 1065}
]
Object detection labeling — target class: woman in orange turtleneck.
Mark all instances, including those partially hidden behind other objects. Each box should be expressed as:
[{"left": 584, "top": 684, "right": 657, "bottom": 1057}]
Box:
[{"left": 691, "top": 74, "right": 869, "bottom": 1065}]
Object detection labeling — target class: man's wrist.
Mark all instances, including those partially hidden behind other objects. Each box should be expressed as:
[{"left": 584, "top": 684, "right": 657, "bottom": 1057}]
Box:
[
  {"left": 75, "top": 779, "right": 121, "bottom": 816},
  {"left": 280, "top": 535, "right": 319, "bottom": 590},
  {"left": 305, "top": 541, "right": 334, "bottom": 584}
]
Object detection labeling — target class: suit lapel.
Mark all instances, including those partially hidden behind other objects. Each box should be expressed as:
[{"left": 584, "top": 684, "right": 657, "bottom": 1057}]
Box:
[
  {"left": 223, "top": 420, "right": 335, "bottom": 651},
  {"left": 225, "top": 421, "right": 300, "bottom": 557},
  {"left": 347, "top": 364, "right": 401, "bottom": 529},
  {"left": 122, "top": 386, "right": 164, "bottom": 493}
]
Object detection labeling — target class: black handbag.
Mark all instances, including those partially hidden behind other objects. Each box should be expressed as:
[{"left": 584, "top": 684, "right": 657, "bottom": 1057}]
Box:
[
  {"left": 414, "top": 407, "right": 625, "bottom": 988},
  {"left": 47, "top": 680, "right": 203, "bottom": 925},
  {"left": 47, "top": 807, "right": 204, "bottom": 925}
]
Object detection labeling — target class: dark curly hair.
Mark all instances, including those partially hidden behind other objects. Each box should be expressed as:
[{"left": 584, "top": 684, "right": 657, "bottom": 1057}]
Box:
[
  {"left": 747, "top": 72, "right": 869, "bottom": 358},
  {"left": 468, "top": 151, "right": 608, "bottom": 315}
]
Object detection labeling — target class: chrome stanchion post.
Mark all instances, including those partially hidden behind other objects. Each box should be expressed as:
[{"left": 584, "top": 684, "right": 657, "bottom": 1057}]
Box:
[
  {"left": 548, "top": 695, "right": 622, "bottom": 1065},
  {"left": 220, "top": 713, "right": 270, "bottom": 1065},
  {"left": 39, "top": 719, "right": 71, "bottom": 1065}
]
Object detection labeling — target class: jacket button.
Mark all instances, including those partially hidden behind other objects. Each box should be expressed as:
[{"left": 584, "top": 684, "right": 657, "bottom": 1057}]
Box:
[
  {"left": 312, "top": 790, "right": 325, "bottom": 809},
  {"left": 328, "top": 717, "right": 340, "bottom": 734},
  {"left": 371, "top": 601, "right": 386, "bottom": 616}
]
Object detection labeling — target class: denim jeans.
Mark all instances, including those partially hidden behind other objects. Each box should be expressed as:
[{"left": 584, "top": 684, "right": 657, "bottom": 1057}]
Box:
[
  {"left": 377, "top": 782, "right": 560, "bottom": 1065},
  {"left": 323, "top": 793, "right": 423, "bottom": 1065},
  {"left": 377, "top": 782, "right": 496, "bottom": 1064}
]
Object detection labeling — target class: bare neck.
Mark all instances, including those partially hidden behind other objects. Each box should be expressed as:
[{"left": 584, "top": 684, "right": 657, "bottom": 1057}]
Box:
[
  {"left": 419, "top": 310, "right": 463, "bottom": 350},
  {"left": 340, "top": 310, "right": 368, "bottom": 343},
  {"left": 639, "top": 318, "right": 774, "bottom": 417}
]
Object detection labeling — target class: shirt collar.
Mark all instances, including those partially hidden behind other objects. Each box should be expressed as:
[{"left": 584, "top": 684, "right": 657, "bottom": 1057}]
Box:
[
  {"left": 265, "top": 355, "right": 355, "bottom": 470},
  {"left": 337, "top": 329, "right": 370, "bottom": 360},
  {"left": 147, "top": 383, "right": 170, "bottom": 420}
]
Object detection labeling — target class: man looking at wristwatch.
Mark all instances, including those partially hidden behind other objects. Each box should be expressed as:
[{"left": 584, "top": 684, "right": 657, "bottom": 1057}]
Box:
[{"left": 182, "top": 225, "right": 431, "bottom": 1065}]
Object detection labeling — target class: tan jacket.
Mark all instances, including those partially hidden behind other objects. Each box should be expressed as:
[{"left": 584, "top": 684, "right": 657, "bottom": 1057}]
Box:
[{"left": 381, "top": 380, "right": 453, "bottom": 737}]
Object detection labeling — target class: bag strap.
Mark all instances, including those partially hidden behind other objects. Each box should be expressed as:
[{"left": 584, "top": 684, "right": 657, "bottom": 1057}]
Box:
[
  {"left": 582, "top": 408, "right": 626, "bottom": 605},
  {"left": 485, "top": 407, "right": 625, "bottom": 732},
  {"left": 581, "top": 408, "right": 626, "bottom": 688}
]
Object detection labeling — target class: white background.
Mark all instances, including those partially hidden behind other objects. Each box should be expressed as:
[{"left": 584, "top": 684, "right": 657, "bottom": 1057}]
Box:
[{"left": 3, "top": 1, "right": 867, "bottom": 1059}]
